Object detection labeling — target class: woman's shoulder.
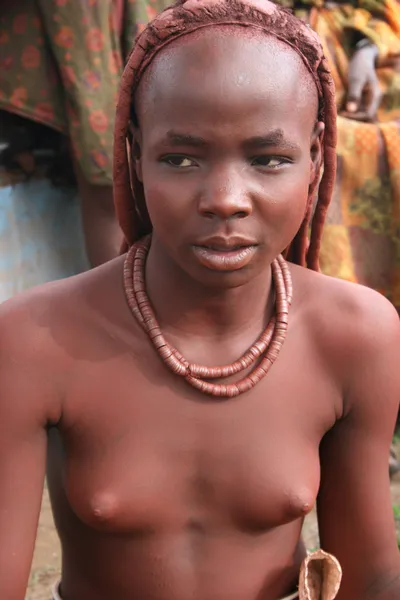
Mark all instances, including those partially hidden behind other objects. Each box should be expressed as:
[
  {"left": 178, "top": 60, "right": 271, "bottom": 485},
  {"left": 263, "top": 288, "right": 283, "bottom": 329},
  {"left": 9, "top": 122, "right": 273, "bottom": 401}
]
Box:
[
  {"left": 291, "top": 262, "right": 398, "bottom": 330},
  {"left": 0, "top": 255, "right": 128, "bottom": 362},
  {"left": 291, "top": 263, "right": 400, "bottom": 404},
  {"left": 0, "top": 256, "right": 131, "bottom": 422}
]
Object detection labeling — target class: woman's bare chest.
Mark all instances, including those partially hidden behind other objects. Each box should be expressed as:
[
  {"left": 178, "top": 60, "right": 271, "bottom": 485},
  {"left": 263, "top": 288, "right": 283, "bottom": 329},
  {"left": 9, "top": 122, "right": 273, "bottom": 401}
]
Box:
[{"left": 52, "top": 356, "right": 337, "bottom": 536}]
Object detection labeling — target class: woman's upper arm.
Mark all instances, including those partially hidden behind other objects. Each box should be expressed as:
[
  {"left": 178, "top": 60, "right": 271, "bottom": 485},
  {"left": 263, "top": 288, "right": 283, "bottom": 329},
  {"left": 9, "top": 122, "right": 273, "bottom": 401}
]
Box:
[
  {"left": 0, "top": 305, "right": 57, "bottom": 600},
  {"left": 317, "top": 291, "right": 400, "bottom": 599}
]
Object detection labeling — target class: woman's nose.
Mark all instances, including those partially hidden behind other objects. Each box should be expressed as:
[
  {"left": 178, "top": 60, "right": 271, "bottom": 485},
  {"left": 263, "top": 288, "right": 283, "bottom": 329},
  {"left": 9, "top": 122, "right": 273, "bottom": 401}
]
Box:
[{"left": 197, "top": 169, "right": 253, "bottom": 220}]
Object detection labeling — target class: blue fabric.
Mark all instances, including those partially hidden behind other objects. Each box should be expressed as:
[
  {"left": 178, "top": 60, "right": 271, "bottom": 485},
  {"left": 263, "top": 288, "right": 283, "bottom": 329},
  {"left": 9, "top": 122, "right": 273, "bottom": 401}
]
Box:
[{"left": 0, "top": 180, "right": 88, "bottom": 302}]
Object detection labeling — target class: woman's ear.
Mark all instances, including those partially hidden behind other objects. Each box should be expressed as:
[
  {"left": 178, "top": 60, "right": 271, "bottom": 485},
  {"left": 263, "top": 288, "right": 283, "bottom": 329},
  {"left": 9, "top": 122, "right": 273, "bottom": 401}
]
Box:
[
  {"left": 309, "top": 121, "right": 325, "bottom": 185},
  {"left": 129, "top": 121, "right": 143, "bottom": 182}
]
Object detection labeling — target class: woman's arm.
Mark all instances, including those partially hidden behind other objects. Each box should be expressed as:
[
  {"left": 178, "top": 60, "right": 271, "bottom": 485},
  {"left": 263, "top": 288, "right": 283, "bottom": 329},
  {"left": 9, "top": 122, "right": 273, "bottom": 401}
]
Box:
[
  {"left": 318, "top": 290, "right": 400, "bottom": 600},
  {"left": 0, "top": 300, "right": 58, "bottom": 599}
]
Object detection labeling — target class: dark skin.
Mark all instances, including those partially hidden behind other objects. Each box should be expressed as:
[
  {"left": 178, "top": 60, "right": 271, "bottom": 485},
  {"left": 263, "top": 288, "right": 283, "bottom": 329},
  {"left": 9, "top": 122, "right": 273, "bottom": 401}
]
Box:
[{"left": 0, "top": 29, "right": 399, "bottom": 600}]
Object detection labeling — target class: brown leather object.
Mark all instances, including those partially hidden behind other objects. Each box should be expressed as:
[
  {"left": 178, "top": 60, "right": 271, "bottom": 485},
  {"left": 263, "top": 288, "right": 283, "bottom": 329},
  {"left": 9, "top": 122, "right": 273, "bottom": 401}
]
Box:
[{"left": 299, "top": 550, "right": 342, "bottom": 600}]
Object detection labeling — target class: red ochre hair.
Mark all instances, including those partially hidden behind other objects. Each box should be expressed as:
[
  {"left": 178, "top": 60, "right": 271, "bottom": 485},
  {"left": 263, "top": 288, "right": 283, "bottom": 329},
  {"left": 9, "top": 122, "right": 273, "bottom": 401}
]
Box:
[{"left": 113, "top": 0, "right": 337, "bottom": 270}]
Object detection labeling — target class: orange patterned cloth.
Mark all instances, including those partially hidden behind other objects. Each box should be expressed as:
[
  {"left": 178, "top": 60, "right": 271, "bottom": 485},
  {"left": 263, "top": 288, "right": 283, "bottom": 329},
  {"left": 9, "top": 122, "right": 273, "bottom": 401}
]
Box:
[
  {"left": 0, "top": 0, "right": 170, "bottom": 186},
  {"left": 275, "top": 0, "right": 400, "bottom": 309}
]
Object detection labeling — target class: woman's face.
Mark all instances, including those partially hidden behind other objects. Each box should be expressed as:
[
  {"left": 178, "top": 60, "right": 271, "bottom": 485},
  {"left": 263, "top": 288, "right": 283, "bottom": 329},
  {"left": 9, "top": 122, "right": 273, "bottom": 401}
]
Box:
[{"left": 134, "top": 28, "right": 323, "bottom": 288}]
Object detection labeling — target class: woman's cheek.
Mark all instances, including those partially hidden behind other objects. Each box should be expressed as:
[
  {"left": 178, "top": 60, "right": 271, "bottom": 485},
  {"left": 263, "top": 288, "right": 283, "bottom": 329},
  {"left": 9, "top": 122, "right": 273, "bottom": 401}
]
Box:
[{"left": 262, "top": 181, "right": 309, "bottom": 245}]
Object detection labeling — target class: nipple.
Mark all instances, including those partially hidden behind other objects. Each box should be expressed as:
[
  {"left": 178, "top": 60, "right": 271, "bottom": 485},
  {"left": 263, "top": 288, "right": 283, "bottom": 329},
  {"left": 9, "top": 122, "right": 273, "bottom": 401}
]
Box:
[
  {"left": 90, "top": 492, "right": 119, "bottom": 522},
  {"left": 286, "top": 488, "right": 315, "bottom": 518}
]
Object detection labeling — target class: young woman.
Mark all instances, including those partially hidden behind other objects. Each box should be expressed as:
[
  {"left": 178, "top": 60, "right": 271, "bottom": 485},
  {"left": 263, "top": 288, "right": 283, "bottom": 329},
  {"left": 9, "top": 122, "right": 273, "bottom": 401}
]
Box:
[{"left": 0, "top": 1, "right": 399, "bottom": 599}]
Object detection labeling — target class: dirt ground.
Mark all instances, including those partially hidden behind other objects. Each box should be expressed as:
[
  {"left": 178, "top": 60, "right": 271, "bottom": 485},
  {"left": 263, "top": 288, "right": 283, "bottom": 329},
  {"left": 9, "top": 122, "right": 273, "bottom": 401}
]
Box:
[{"left": 27, "top": 467, "right": 400, "bottom": 600}]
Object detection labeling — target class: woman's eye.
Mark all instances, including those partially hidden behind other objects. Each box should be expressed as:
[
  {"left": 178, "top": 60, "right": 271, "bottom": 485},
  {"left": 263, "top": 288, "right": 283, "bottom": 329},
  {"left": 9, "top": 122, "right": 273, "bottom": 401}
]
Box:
[
  {"left": 163, "top": 156, "right": 197, "bottom": 168},
  {"left": 251, "top": 156, "right": 288, "bottom": 168}
]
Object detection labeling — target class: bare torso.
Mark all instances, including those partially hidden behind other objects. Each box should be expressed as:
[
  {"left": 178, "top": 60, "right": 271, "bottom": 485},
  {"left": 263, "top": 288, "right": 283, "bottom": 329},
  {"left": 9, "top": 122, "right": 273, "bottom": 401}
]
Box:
[
  {"left": 0, "top": 256, "right": 388, "bottom": 600},
  {"left": 25, "top": 256, "right": 342, "bottom": 600}
]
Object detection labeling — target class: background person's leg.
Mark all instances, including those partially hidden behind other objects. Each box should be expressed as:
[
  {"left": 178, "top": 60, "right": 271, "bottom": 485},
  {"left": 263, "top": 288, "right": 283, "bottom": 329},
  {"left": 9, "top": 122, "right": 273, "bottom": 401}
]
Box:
[
  {"left": 37, "top": 0, "right": 124, "bottom": 266},
  {"left": 73, "top": 161, "right": 120, "bottom": 267}
]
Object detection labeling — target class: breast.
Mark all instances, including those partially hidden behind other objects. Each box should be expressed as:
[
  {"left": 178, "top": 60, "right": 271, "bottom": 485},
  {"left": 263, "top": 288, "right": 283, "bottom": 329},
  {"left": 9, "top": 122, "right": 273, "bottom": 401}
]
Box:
[
  {"left": 58, "top": 371, "right": 323, "bottom": 535},
  {"left": 63, "top": 450, "right": 187, "bottom": 533},
  {"left": 204, "top": 438, "right": 320, "bottom": 533},
  {"left": 229, "top": 478, "right": 317, "bottom": 532},
  {"left": 62, "top": 429, "right": 320, "bottom": 536}
]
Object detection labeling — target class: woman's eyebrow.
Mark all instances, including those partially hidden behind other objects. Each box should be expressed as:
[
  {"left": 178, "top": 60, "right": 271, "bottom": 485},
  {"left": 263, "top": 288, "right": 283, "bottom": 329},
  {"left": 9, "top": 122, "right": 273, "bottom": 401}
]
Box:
[
  {"left": 245, "top": 129, "right": 300, "bottom": 150},
  {"left": 163, "top": 131, "right": 208, "bottom": 147},
  {"left": 158, "top": 129, "right": 300, "bottom": 150}
]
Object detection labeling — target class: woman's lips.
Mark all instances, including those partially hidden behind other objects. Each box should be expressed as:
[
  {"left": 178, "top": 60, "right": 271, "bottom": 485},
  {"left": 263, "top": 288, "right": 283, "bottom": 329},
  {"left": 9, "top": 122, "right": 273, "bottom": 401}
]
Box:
[{"left": 192, "top": 245, "right": 257, "bottom": 271}]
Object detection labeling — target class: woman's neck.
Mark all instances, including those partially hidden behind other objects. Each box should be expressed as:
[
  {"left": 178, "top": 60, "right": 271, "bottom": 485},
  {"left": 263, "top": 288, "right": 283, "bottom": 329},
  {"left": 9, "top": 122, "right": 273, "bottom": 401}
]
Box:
[{"left": 145, "top": 238, "right": 274, "bottom": 344}]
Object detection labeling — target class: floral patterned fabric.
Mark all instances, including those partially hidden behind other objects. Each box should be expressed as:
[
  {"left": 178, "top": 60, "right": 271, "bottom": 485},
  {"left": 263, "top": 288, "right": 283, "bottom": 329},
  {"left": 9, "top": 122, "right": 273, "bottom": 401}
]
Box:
[{"left": 0, "top": 0, "right": 169, "bottom": 185}]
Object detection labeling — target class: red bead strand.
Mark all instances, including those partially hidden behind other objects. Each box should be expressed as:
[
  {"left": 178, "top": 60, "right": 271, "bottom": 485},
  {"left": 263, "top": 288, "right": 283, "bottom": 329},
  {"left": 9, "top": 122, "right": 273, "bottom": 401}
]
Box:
[{"left": 124, "top": 236, "right": 292, "bottom": 397}]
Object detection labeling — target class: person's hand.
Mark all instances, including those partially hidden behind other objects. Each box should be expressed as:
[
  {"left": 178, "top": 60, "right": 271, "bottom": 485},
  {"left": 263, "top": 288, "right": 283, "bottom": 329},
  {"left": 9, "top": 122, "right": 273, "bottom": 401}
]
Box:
[{"left": 340, "top": 41, "right": 381, "bottom": 122}]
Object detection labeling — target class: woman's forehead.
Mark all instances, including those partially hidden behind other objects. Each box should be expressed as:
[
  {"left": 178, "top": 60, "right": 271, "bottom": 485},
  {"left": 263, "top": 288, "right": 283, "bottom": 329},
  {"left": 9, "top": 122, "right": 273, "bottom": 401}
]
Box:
[{"left": 135, "top": 28, "right": 318, "bottom": 124}]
